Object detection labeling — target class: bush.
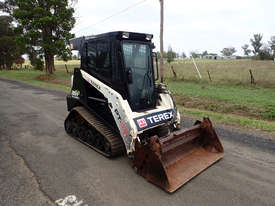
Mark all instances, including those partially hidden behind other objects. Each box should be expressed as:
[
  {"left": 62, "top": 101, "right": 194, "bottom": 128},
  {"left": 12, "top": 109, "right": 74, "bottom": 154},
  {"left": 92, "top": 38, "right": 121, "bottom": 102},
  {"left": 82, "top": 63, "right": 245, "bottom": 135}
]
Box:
[
  {"left": 258, "top": 50, "right": 273, "bottom": 60},
  {"left": 31, "top": 58, "right": 44, "bottom": 71}
]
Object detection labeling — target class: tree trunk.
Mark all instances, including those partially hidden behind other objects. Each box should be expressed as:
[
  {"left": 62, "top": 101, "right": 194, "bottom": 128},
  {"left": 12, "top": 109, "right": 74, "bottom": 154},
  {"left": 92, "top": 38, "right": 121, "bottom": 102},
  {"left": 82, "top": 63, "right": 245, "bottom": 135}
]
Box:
[
  {"left": 159, "top": 0, "right": 164, "bottom": 83},
  {"left": 42, "top": 26, "right": 55, "bottom": 74},
  {"left": 45, "top": 52, "right": 55, "bottom": 74}
]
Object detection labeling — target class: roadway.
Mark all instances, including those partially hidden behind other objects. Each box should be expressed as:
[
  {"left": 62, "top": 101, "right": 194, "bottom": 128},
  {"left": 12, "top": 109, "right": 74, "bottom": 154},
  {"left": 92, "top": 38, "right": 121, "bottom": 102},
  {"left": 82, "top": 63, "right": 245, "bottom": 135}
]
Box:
[{"left": 0, "top": 78, "right": 275, "bottom": 206}]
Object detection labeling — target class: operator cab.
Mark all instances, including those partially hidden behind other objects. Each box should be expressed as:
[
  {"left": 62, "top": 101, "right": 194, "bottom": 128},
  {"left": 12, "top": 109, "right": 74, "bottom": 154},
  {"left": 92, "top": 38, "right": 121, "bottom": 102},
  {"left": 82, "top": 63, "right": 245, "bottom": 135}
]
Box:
[{"left": 72, "top": 31, "right": 158, "bottom": 112}]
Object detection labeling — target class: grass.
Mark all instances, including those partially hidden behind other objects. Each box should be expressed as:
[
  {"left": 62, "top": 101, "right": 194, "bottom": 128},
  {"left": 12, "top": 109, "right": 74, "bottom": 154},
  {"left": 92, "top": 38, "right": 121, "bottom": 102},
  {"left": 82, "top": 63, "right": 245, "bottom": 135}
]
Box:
[
  {"left": 4, "top": 59, "right": 80, "bottom": 91},
  {"left": 165, "top": 59, "right": 275, "bottom": 88},
  {"left": 0, "top": 69, "right": 71, "bottom": 92},
  {"left": 180, "top": 107, "right": 275, "bottom": 132},
  {"left": 1, "top": 59, "right": 275, "bottom": 132},
  {"left": 168, "top": 80, "right": 275, "bottom": 121}
]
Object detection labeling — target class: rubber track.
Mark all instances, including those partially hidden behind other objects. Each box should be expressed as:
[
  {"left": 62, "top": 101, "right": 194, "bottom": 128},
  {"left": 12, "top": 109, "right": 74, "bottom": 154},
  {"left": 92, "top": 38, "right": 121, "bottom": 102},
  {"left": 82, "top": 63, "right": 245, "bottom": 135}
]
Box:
[{"left": 73, "top": 106, "right": 125, "bottom": 157}]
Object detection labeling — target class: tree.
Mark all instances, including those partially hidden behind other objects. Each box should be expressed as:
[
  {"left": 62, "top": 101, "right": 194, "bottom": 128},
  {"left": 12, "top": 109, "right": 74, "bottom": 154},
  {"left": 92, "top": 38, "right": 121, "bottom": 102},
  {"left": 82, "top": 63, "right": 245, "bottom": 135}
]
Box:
[
  {"left": 190, "top": 51, "right": 200, "bottom": 58},
  {"left": 166, "top": 46, "right": 177, "bottom": 79},
  {"left": 14, "top": 57, "right": 25, "bottom": 69},
  {"left": 166, "top": 46, "right": 176, "bottom": 64},
  {"left": 221, "top": 47, "right": 236, "bottom": 56},
  {"left": 72, "top": 54, "right": 78, "bottom": 60},
  {"left": 2, "top": 0, "right": 76, "bottom": 74},
  {"left": 202, "top": 50, "right": 208, "bottom": 56},
  {"left": 181, "top": 52, "right": 186, "bottom": 58},
  {"left": 0, "top": 15, "right": 21, "bottom": 69},
  {"left": 258, "top": 43, "right": 272, "bottom": 60},
  {"left": 268, "top": 36, "right": 275, "bottom": 57},
  {"left": 250, "top": 34, "right": 263, "bottom": 55},
  {"left": 241, "top": 44, "right": 251, "bottom": 56}
]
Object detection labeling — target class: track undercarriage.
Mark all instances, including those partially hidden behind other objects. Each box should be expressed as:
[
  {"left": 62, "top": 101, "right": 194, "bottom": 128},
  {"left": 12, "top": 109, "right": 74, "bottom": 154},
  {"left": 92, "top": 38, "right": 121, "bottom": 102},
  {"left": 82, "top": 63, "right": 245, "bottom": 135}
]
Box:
[{"left": 64, "top": 106, "right": 125, "bottom": 157}]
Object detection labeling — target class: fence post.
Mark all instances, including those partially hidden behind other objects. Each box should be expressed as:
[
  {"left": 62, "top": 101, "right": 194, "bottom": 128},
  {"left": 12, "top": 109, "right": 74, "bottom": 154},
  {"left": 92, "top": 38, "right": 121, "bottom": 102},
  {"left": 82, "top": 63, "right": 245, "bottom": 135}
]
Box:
[
  {"left": 170, "top": 65, "right": 177, "bottom": 80},
  {"left": 65, "top": 64, "right": 69, "bottom": 74},
  {"left": 249, "top": 69, "right": 255, "bottom": 85},
  {"left": 207, "top": 70, "right": 212, "bottom": 82}
]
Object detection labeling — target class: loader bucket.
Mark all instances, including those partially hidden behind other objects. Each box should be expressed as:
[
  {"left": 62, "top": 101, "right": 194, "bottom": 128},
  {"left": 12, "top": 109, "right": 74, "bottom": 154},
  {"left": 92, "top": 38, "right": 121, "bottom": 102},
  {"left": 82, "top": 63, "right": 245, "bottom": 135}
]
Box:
[{"left": 133, "top": 117, "right": 224, "bottom": 193}]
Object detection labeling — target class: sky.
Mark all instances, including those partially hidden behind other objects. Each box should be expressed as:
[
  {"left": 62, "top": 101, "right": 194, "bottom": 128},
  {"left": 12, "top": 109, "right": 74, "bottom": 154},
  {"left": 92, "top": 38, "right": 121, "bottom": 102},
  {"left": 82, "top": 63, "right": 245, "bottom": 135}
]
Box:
[{"left": 72, "top": 0, "right": 275, "bottom": 56}]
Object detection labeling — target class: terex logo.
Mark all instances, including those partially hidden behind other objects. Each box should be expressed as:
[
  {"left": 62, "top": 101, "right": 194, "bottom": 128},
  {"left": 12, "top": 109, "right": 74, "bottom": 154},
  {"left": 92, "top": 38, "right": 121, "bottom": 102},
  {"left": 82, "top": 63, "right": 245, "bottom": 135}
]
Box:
[
  {"left": 137, "top": 118, "right": 147, "bottom": 128},
  {"left": 146, "top": 111, "right": 173, "bottom": 124},
  {"left": 134, "top": 109, "right": 174, "bottom": 131}
]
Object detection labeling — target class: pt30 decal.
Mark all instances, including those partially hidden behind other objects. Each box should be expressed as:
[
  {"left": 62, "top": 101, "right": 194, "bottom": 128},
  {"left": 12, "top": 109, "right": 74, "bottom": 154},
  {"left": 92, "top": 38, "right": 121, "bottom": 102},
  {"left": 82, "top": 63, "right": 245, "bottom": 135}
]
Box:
[
  {"left": 134, "top": 109, "right": 174, "bottom": 131},
  {"left": 114, "top": 109, "right": 129, "bottom": 137}
]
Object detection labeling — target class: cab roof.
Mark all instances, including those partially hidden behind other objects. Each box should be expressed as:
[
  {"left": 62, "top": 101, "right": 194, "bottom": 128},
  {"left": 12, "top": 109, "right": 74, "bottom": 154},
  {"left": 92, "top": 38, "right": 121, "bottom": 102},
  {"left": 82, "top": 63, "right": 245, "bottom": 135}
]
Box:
[{"left": 70, "top": 31, "right": 153, "bottom": 51}]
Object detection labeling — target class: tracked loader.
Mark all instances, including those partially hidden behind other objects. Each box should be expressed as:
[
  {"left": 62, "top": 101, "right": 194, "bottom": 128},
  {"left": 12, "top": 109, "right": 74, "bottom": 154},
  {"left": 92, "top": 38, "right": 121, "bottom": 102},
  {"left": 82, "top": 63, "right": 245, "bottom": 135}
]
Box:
[{"left": 65, "top": 31, "right": 224, "bottom": 193}]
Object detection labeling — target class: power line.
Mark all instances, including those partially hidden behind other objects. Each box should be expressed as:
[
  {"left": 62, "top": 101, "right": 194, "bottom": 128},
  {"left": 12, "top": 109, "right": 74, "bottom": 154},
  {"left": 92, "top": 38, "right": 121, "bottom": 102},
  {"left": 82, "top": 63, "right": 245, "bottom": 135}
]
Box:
[{"left": 75, "top": 0, "right": 147, "bottom": 33}]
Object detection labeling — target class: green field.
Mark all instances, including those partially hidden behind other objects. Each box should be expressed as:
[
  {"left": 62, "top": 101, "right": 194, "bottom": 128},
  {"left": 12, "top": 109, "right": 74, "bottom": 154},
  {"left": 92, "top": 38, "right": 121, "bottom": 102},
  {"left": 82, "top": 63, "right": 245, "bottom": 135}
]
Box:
[
  {"left": 1, "top": 58, "right": 275, "bottom": 132},
  {"left": 0, "top": 69, "right": 71, "bottom": 91},
  {"left": 169, "top": 80, "right": 275, "bottom": 120},
  {"left": 164, "top": 59, "right": 275, "bottom": 88}
]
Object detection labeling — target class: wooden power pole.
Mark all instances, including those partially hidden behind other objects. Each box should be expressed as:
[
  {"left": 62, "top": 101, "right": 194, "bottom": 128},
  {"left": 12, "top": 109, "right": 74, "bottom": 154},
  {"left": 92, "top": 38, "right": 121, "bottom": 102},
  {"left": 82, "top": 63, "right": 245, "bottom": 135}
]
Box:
[{"left": 159, "top": 0, "right": 164, "bottom": 82}]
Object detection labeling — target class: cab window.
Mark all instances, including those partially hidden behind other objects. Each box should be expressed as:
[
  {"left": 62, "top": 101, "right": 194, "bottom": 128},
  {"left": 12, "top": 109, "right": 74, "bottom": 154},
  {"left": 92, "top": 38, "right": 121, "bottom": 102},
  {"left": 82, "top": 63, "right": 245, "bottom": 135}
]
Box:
[
  {"left": 87, "top": 42, "right": 96, "bottom": 69},
  {"left": 97, "top": 41, "right": 111, "bottom": 69}
]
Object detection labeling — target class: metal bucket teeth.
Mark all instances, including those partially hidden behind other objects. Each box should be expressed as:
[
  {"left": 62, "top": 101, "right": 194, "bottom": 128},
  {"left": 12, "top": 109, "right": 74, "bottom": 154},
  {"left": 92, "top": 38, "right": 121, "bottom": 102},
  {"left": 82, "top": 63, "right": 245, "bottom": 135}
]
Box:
[{"left": 133, "top": 117, "right": 224, "bottom": 193}]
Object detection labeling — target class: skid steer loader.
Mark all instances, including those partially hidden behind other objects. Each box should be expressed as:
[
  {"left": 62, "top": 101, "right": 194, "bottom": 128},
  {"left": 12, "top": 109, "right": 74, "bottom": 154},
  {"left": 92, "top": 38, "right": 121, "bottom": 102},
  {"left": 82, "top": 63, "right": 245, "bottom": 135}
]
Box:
[{"left": 65, "top": 31, "right": 224, "bottom": 193}]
